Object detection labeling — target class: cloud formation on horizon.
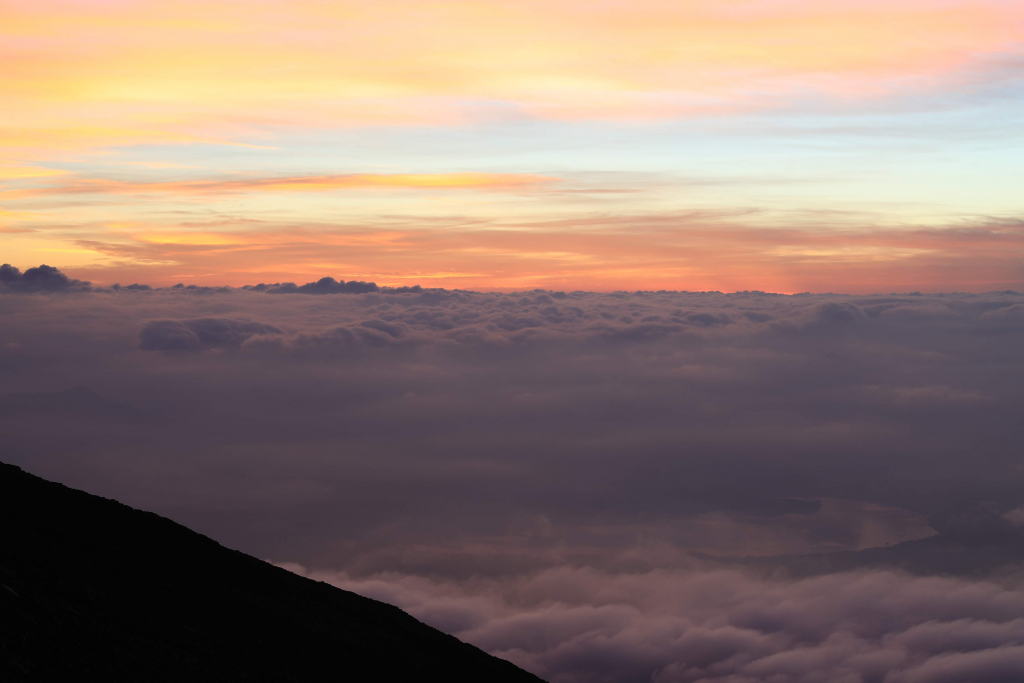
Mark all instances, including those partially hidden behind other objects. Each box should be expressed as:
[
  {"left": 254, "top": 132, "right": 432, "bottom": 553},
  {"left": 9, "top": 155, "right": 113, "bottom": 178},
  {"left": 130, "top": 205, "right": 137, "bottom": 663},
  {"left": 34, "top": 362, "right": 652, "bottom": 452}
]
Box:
[{"left": 0, "top": 263, "right": 90, "bottom": 293}]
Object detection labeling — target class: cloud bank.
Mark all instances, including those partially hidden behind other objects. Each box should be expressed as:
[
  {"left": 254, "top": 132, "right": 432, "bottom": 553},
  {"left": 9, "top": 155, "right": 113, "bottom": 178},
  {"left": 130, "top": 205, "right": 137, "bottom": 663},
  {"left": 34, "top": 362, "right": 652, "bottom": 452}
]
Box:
[
  {"left": 285, "top": 565, "right": 1024, "bottom": 683},
  {"left": 3, "top": 265, "right": 1024, "bottom": 680},
  {"left": 138, "top": 318, "right": 282, "bottom": 352}
]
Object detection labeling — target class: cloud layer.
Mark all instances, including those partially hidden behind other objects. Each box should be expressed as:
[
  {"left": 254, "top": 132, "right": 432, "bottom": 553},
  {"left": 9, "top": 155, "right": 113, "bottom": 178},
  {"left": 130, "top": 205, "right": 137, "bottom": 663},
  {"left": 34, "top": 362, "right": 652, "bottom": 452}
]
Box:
[
  {"left": 3, "top": 268, "right": 1024, "bottom": 680},
  {"left": 1, "top": 268, "right": 1022, "bottom": 569},
  {"left": 286, "top": 565, "right": 1024, "bottom": 683}
]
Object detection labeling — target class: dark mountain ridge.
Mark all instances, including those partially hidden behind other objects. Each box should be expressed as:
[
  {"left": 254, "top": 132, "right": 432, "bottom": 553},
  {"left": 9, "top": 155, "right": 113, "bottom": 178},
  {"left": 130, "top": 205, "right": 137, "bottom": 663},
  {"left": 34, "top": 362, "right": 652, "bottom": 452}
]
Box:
[{"left": 0, "top": 461, "right": 543, "bottom": 682}]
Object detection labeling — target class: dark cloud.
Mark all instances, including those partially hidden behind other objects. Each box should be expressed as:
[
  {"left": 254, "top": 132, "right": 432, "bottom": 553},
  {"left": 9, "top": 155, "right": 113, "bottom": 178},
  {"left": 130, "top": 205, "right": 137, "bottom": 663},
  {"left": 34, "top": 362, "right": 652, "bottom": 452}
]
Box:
[
  {"left": 0, "top": 263, "right": 19, "bottom": 283},
  {"left": 0, "top": 263, "right": 91, "bottom": 293},
  {"left": 139, "top": 318, "right": 282, "bottom": 352},
  {"left": 244, "top": 277, "right": 380, "bottom": 294},
  {"left": 814, "top": 300, "right": 867, "bottom": 323}
]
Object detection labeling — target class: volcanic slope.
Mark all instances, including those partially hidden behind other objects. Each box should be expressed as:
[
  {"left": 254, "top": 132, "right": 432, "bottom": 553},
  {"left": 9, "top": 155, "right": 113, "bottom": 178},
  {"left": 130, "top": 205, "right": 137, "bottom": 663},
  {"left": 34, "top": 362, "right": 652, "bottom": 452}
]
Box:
[{"left": 0, "top": 461, "right": 544, "bottom": 682}]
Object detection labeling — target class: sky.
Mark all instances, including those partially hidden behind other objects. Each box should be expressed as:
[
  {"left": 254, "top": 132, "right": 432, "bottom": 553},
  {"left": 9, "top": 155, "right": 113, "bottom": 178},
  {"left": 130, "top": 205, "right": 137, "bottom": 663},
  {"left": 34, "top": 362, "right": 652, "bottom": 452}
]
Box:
[
  {"left": 2, "top": 0, "right": 1023, "bottom": 292},
  {"left": 4, "top": 3, "right": 1024, "bottom": 682}
]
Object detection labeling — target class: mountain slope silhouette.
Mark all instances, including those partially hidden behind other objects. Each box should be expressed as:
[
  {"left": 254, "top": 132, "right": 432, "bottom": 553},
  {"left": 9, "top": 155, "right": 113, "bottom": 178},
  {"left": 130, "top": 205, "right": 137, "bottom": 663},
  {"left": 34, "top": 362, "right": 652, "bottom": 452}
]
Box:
[{"left": 0, "top": 461, "right": 544, "bottom": 682}]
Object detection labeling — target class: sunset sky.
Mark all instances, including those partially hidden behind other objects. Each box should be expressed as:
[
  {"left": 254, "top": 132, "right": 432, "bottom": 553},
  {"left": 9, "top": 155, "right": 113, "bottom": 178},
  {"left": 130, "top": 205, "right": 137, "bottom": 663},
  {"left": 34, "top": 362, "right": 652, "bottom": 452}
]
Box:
[
  {"left": 3, "top": 0, "right": 1023, "bottom": 291},
  {"left": 6, "top": 4, "right": 1024, "bottom": 680}
]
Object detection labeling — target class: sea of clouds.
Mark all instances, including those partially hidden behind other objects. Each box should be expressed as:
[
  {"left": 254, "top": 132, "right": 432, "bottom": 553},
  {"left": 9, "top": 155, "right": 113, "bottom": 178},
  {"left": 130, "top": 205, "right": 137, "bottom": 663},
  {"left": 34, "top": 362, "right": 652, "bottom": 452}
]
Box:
[
  {"left": 3, "top": 264, "right": 1024, "bottom": 681},
  {"left": 281, "top": 564, "right": 1024, "bottom": 683}
]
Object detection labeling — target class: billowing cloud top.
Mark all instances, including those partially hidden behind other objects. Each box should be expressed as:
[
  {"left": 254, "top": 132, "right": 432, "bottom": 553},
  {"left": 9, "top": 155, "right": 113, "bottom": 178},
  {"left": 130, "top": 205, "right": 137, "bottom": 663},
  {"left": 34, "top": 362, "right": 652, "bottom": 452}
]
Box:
[
  {"left": 0, "top": 264, "right": 90, "bottom": 293},
  {"left": 287, "top": 565, "right": 1024, "bottom": 683}
]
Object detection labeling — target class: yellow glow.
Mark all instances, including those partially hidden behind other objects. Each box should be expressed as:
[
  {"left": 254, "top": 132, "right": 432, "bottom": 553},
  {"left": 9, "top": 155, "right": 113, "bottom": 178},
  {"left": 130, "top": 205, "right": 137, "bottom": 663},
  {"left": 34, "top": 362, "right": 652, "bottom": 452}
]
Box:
[
  {"left": 137, "top": 233, "right": 249, "bottom": 246},
  {"left": 0, "top": 166, "right": 67, "bottom": 180},
  {"left": 11, "top": 173, "right": 557, "bottom": 198},
  {"left": 0, "top": 207, "right": 35, "bottom": 219},
  {"left": 123, "top": 162, "right": 195, "bottom": 169},
  {"left": 766, "top": 246, "right": 939, "bottom": 261},
  {"left": 0, "top": 0, "right": 1019, "bottom": 150}
]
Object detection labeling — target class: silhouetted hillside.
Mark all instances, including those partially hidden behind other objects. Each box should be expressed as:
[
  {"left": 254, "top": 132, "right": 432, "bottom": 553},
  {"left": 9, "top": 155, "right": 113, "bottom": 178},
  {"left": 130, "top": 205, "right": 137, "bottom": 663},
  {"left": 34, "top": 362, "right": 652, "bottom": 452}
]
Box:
[{"left": 0, "top": 462, "right": 544, "bottom": 682}]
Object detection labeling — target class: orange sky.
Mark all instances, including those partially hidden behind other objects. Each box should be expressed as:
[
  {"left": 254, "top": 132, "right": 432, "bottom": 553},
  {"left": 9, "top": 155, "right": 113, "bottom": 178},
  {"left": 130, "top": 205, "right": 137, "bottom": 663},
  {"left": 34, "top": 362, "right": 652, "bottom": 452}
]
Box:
[{"left": 2, "top": 0, "right": 1023, "bottom": 291}]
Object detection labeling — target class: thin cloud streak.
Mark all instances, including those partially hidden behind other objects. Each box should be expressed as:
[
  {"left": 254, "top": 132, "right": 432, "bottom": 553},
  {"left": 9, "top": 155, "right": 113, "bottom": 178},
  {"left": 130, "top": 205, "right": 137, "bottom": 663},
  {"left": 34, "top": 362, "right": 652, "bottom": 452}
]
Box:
[{"left": 3, "top": 173, "right": 559, "bottom": 198}]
